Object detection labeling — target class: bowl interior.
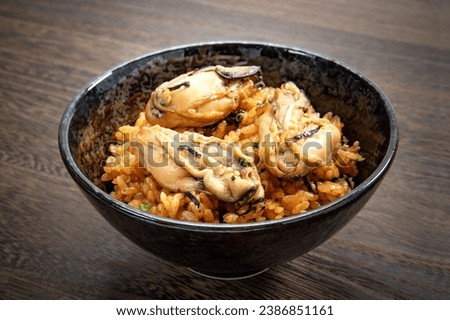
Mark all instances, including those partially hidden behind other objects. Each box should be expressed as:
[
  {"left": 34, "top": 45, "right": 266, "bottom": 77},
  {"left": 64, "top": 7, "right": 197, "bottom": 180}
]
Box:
[{"left": 66, "top": 43, "right": 393, "bottom": 203}]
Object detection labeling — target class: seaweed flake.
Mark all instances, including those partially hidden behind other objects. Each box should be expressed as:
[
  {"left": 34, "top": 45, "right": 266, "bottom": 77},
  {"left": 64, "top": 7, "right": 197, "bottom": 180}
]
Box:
[
  {"left": 291, "top": 125, "right": 321, "bottom": 141},
  {"left": 238, "top": 157, "right": 250, "bottom": 167},
  {"left": 303, "top": 176, "right": 316, "bottom": 193},
  {"left": 225, "top": 111, "right": 245, "bottom": 125},
  {"left": 178, "top": 145, "right": 201, "bottom": 158},
  {"left": 168, "top": 81, "right": 190, "bottom": 91},
  {"left": 185, "top": 192, "right": 201, "bottom": 209}
]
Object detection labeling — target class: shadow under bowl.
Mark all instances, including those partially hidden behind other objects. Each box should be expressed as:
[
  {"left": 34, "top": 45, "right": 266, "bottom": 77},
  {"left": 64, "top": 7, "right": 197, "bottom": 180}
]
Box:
[{"left": 59, "top": 42, "right": 398, "bottom": 279}]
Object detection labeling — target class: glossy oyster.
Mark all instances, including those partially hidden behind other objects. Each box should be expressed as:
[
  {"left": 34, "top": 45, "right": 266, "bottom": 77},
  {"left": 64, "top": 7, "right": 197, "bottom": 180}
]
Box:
[
  {"left": 257, "top": 82, "right": 342, "bottom": 179},
  {"left": 133, "top": 125, "right": 265, "bottom": 215},
  {"left": 145, "top": 65, "right": 262, "bottom": 128}
]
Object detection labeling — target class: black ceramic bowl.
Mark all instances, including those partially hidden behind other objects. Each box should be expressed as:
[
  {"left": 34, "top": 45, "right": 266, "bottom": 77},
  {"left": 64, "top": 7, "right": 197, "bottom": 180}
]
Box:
[{"left": 59, "top": 42, "right": 398, "bottom": 279}]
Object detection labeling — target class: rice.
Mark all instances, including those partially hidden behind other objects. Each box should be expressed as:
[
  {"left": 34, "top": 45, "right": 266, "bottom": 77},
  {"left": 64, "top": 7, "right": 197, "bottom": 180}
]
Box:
[{"left": 101, "top": 81, "right": 363, "bottom": 224}]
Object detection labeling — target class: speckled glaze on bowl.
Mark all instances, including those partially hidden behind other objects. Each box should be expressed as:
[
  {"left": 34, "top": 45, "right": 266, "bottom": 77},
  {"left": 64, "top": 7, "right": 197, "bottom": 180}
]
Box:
[{"left": 59, "top": 42, "right": 398, "bottom": 279}]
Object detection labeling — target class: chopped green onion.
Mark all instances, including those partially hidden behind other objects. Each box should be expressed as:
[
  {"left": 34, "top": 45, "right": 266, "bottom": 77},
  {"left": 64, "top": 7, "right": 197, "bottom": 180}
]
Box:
[
  {"left": 139, "top": 203, "right": 152, "bottom": 212},
  {"left": 235, "top": 111, "right": 245, "bottom": 123},
  {"left": 238, "top": 157, "right": 250, "bottom": 167}
]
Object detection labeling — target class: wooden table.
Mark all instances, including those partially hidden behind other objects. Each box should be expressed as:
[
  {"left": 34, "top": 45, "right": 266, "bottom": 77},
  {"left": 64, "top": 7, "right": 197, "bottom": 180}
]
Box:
[{"left": 1, "top": 0, "right": 449, "bottom": 299}]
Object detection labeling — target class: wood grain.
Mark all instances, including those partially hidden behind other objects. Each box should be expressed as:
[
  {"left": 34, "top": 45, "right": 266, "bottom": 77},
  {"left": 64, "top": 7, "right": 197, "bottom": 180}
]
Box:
[{"left": 1, "top": 0, "right": 449, "bottom": 299}]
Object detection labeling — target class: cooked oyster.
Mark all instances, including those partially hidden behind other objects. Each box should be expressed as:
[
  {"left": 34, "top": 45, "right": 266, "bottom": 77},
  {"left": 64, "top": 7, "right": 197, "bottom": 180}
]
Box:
[
  {"left": 134, "top": 125, "right": 265, "bottom": 214},
  {"left": 145, "top": 65, "right": 262, "bottom": 128},
  {"left": 258, "top": 82, "right": 341, "bottom": 178}
]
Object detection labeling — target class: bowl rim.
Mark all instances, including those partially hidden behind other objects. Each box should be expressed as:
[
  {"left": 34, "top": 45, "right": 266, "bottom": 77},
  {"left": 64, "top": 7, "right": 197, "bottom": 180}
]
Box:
[{"left": 58, "top": 40, "right": 399, "bottom": 233}]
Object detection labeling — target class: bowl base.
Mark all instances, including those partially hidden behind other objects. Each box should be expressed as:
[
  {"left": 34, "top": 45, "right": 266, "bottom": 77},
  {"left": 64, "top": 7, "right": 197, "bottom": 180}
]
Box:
[{"left": 188, "top": 267, "right": 269, "bottom": 280}]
